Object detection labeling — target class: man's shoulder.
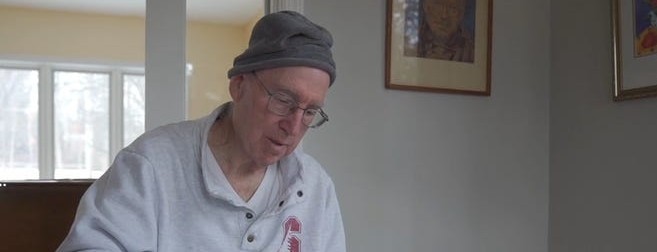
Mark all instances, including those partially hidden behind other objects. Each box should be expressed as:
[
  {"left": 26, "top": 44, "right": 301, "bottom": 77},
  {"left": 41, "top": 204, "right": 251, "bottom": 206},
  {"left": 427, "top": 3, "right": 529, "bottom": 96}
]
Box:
[
  {"left": 130, "top": 103, "right": 228, "bottom": 150},
  {"left": 131, "top": 120, "right": 201, "bottom": 148},
  {"left": 122, "top": 112, "right": 216, "bottom": 163}
]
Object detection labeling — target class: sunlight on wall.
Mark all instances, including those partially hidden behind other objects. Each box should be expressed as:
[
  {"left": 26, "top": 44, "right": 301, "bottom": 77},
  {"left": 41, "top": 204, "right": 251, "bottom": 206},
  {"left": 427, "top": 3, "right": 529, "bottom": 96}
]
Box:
[
  {"left": 0, "top": 6, "right": 144, "bottom": 63},
  {"left": 186, "top": 21, "right": 246, "bottom": 119},
  {"left": 0, "top": 5, "right": 254, "bottom": 120}
]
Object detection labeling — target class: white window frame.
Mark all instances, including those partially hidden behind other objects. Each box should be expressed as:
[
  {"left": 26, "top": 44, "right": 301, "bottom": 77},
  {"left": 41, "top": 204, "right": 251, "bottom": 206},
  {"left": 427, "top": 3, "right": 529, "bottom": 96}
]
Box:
[{"left": 1, "top": 59, "right": 144, "bottom": 179}]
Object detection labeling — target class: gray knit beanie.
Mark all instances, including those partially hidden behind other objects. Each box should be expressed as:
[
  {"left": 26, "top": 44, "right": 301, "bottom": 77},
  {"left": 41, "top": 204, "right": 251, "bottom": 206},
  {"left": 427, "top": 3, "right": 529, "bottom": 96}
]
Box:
[{"left": 227, "top": 11, "right": 336, "bottom": 85}]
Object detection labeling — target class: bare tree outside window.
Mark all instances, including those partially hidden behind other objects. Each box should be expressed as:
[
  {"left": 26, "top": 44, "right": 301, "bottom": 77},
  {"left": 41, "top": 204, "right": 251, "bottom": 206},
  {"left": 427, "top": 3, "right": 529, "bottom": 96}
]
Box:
[
  {"left": 123, "top": 74, "right": 145, "bottom": 146},
  {"left": 0, "top": 68, "right": 39, "bottom": 180},
  {"left": 54, "top": 71, "right": 110, "bottom": 179},
  {"left": 0, "top": 63, "right": 144, "bottom": 180}
]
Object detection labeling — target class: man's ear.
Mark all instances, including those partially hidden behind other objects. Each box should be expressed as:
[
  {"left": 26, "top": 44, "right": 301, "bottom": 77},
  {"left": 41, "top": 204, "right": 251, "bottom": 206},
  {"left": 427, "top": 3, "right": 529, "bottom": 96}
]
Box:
[{"left": 229, "top": 75, "right": 245, "bottom": 102}]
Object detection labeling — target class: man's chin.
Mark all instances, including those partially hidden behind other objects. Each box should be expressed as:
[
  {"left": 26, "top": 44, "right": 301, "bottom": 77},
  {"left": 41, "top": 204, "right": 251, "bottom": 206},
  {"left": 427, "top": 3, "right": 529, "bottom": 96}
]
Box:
[{"left": 260, "top": 152, "right": 289, "bottom": 165}]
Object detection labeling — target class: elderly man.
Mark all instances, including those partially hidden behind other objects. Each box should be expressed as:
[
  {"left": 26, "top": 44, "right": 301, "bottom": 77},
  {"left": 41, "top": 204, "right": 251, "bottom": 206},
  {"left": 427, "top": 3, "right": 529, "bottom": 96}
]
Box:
[{"left": 58, "top": 11, "right": 345, "bottom": 252}]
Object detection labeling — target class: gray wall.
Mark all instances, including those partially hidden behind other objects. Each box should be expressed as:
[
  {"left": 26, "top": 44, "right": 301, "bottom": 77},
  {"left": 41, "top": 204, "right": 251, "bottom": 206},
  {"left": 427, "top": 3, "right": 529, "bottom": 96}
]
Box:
[
  {"left": 140, "top": 0, "right": 657, "bottom": 251},
  {"left": 303, "top": 0, "right": 550, "bottom": 251},
  {"left": 549, "top": 1, "right": 657, "bottom": 251}
]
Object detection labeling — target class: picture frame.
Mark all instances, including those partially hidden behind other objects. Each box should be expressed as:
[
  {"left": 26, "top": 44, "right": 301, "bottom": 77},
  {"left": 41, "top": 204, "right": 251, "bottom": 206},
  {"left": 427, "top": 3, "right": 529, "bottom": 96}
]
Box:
[
  {"left": 385, "top": 0, "right": 492, "bottom": 95},
  {"left": 612, "top": 0, "right": 657, "bottom": 101}
]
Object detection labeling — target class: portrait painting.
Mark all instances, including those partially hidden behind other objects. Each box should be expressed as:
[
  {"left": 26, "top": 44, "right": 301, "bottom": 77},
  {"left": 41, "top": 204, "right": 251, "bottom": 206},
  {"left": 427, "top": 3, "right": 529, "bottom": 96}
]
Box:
[
  {"left": 634, "top": 0, "right": 657, "bottom": 57},
  {"left": 612, "top": 0, "right": 657, "bottom": 100},
  {"left": 386, "top": 0, "right": 491, "bottom": 95},
  {"left": 404, "top": 0, "right": 476, "bottom": 63}
]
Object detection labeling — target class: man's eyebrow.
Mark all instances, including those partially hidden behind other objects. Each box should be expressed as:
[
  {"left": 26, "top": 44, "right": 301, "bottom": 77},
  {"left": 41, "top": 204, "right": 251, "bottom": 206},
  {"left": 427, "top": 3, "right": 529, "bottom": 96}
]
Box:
[
  {"left": 270, "top": 86, "right": 299, "bottom": 100},
  {"left": 271, "top": 87, "right": 324, "bottom": 108}
]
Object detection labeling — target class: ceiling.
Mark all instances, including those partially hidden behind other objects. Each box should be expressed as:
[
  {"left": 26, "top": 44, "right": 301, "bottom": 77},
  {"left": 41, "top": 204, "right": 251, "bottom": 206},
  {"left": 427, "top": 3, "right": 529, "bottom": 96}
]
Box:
[{"left": 0, "top": 0, "right": 263, "bottom": 25}]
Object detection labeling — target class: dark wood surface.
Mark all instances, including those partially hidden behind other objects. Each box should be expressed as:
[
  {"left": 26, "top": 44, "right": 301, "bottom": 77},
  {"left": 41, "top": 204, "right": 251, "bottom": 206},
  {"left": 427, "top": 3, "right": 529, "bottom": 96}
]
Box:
[{"left": 0, "top": 180, "right": 92, "bottom": 252}]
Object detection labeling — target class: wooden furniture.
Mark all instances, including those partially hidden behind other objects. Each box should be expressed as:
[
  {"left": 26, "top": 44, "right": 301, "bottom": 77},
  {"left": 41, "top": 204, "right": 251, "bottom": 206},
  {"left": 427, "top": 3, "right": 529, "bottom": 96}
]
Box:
[{"left": 0, "top": 180, "right": 92, "bottom": 252}]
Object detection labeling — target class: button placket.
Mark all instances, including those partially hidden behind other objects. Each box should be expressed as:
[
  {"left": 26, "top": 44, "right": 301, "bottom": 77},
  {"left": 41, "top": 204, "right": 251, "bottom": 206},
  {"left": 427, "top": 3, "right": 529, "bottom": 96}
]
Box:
[
  {"left": 242, "top": 213, "right": 264, "bottom": 249},
  {"left": 242, "top": 227, "right": 261, "bottom": 249}
]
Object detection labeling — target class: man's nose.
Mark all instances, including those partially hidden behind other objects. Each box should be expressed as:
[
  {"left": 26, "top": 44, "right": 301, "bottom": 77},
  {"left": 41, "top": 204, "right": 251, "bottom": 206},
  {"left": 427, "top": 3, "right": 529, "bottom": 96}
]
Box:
[{"left": 280, "top": 109, "right": 306, "bottom": 136}]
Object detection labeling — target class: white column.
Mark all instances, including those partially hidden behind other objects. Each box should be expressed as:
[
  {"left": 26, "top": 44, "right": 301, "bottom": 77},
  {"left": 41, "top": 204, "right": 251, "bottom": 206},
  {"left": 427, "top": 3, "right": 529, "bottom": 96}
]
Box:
[
  {"left": 38, "top": 66, "right": 54, "bottom": 179},
  {"left": 145, "top": 0, "right": 187, "bottom": 131},
  {"left": 268, "top": 0, "right": 304, "bottom": 13}
]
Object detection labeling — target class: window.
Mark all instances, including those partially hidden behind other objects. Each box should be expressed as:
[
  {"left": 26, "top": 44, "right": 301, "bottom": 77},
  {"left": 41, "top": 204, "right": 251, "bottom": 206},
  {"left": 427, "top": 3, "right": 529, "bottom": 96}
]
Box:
[
  {"left": 123, "top": 74, "right": 146, "bottom": 146},
  {"left": 0, "top": 61, "right": 145, "bottom": 180},
  {"left": 0, "top": 68, "right": 39, "bottom": 180}
]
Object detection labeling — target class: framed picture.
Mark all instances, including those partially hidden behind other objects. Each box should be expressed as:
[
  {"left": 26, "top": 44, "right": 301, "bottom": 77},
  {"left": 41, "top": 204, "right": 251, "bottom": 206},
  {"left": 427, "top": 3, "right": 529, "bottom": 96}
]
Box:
[
  {"left": 612, "top": 0, "right": 657, "bottom": 101},
  {"left": 385, "top": 0, "right": 492, "bottom": 95}
]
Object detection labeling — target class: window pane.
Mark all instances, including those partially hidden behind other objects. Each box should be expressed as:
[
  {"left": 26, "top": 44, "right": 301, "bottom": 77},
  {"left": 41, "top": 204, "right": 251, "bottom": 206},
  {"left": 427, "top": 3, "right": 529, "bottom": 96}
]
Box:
[
  {"left": 0, "top": 68, "right": 39, "bottom": 180},
  {"left": 123, "top": 74, "right": 145, "bottom": 146},
  {"left": 54, "top": 71, "right": 109, "bottom": 179}
]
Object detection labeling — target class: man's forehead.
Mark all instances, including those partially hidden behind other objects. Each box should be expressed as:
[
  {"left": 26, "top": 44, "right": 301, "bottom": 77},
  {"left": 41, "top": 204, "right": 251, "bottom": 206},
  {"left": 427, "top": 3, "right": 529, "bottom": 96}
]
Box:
[{"left": 256, "top": 68, "right": 329, "bottom": 106}]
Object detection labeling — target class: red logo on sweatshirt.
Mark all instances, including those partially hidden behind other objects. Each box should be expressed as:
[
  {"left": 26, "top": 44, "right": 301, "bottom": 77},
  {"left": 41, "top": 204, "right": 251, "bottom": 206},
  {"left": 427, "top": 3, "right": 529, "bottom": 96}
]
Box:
[{"left": 283, "top": 216, "right": 302, "bottom": 252}]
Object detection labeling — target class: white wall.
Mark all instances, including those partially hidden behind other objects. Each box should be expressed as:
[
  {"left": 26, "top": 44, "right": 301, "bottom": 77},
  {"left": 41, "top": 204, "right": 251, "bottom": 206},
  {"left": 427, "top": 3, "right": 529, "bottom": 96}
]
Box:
[
  {"left": 303, "top": 0, "right": 550, "bottom": 251},
  {"left": 549, "top": 1, "right": 657, "bottom": 251}
]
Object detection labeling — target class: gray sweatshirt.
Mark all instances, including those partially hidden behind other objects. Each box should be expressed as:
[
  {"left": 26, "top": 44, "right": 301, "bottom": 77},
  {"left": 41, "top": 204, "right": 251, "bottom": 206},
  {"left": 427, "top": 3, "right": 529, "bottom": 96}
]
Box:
[{"left": 57, "top": 104, "right": 346, "bottom": 252}]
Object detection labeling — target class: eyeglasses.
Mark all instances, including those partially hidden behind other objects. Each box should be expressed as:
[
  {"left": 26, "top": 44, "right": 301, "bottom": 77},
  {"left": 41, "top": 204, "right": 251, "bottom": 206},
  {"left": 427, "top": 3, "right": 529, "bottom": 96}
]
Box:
[{"left": 251, "top": 72, "right": 329, "bottom": 128}]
